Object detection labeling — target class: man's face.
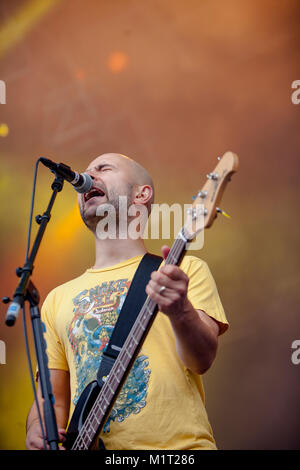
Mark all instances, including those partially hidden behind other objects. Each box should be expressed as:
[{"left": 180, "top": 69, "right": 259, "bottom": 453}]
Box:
[{"left": 78, "top": 154, "right": 135, "bottom": 232}]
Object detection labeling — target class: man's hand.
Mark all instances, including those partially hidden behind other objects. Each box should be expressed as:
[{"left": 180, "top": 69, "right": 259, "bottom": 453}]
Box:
[
  {"left": 146, "top": 245, "right": 219, "bottom": 375},
  {"left": 26, "top": 370, "right": 70, "bottom": 450},
  {"left": 25, "top": 422, "right": 66, "bottom": 450},
  {"left": 146, "top": 246, "right": 190, "bottom": 318}
]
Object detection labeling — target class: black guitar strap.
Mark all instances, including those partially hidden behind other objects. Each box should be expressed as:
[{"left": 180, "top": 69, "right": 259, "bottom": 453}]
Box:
[{"left": 97, "top": 253, "right": 163, "bottom": 388}]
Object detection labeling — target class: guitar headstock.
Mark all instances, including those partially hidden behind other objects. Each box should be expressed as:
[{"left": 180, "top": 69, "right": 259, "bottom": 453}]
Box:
[{"left": 184, "top": 151, "right": 239, "bottom": 240}]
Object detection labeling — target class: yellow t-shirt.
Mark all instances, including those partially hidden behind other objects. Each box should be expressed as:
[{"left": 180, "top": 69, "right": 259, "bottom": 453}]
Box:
[{"left": 41, "top": 254, "right": 228, "bottom": 450}]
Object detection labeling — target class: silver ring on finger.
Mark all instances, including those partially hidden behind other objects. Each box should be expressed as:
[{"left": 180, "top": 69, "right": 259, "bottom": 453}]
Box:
[{"left": 159, "top": 285, "right": 166, "bottom": 295}]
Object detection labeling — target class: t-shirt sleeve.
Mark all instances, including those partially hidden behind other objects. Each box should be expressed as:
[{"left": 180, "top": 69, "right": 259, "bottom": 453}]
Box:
[
  {"left": 182, "top": 256, "right": 229, "bottom": 335},
  {"left": 40, "top": 291, "right": 69, "bottom": 371}
]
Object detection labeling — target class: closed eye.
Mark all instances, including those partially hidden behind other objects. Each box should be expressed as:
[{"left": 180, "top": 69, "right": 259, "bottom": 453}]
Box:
[
  {"left": 100, "top": 166, "right": 112, "bottom": 171},
  {"left": 86, "top": 164, "right": 114, "bottom": 172}
]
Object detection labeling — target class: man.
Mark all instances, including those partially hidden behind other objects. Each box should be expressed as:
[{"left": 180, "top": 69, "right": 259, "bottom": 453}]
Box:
[{"left": 25, "top": 153, "right": 228, "bottom": 450}]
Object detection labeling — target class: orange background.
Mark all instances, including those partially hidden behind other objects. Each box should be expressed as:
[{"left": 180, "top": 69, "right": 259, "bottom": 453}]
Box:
[{"left": 0, "top": 0, "right": 299, "bottom": 449}]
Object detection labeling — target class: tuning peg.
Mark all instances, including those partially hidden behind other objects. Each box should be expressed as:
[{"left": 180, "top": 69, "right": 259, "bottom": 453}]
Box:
[
  {"left": 187, "top": 208, "right": 197, "bottom": 219},
  {"left": 192, "top": 190, "right": 207, "bottom": 200},
  {"left": 207, "top": 172, "right": 218, "bottom": 181},
  {"left": 187, "top": 207, "right": 208, "bottom": 219},
  {"left": 216, "top": 207, "right": 231, "bottom": 219},
  {"left": 217, "top": 156, "right": 221, "bottom": 161},
  {"left": 2, "top": 296, "right": 11, "bottom": 304}
]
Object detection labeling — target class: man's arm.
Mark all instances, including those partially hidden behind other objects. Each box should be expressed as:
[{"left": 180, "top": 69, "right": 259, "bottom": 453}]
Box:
[
  {"left": 146, "top": 247, "right": 220, "bottom": 375},
  {"left": 165, "top": 300, "right": 219, "bottom": 374},
  {"left": 26, "top": 369, "right": 70, "bottom": 450}
]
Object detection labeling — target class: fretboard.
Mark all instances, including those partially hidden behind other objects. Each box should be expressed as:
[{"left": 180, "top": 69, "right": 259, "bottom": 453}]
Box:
[{"left": 72, "top": 233, "right": 187, "bottom": 449}]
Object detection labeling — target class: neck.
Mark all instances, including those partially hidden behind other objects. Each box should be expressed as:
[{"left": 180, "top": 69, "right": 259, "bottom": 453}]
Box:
[{"left": 92, "top": 236, "right": 147, "bottom": 269}]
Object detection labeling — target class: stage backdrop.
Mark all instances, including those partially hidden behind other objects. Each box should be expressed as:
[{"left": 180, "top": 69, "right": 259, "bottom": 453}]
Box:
[{"left": 0, "top": 0, "right": 299, "bottom": 450}]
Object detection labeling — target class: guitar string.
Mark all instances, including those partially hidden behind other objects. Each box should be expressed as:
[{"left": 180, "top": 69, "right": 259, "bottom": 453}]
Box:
[
  {"left": 73, "top": 296, "right": 159, "bottom": 448},
  {"left": 73, "top": 237, "right": 186, "bottom": 449},
  {"left": 72, "top": 236, "right": 186, "bottom": 449},
  {"left": 72, "top": 182, "right": 227, "bottom": 447}
]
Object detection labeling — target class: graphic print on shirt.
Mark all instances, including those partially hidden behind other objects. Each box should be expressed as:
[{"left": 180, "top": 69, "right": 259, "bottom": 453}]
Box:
[{"left": 67, "top": 278, "right": 151, "bottom": 432}]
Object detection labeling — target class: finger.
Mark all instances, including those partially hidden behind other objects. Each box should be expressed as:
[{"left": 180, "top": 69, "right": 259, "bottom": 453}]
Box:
[
  {"left": 151, "top": 268, "right": 188, "bottom": 289},
  {"left": 160, "top": 264, "right": 189, "bottom": 282},
  {"left": 146, "top": 281, "right": 181, "bottom": 305},
  {"left": 147, "top": 279, "right": 186, "bottom": 299},
  {"left": 147, "top": 280, "right": 169, "bottom": 296},
  {"left": 161, "top": 245, "right": 170, "bottom": 260},
  {"left": 146, "top": 283, "right": 172, "bottom": 307},
  {"left": 58, "top": 428, "right": 67, "bottom": 443},
  {"left": 150, "top": 270, "right": 176, "bottom": 289}
]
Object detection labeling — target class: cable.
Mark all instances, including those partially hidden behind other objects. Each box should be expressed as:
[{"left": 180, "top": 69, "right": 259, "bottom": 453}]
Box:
[
  {"left": 25, "top": 158, "right": 41, "bottom": 263},
  {"left": 23, "top": 158, "right": 47, "bottom": 449}
]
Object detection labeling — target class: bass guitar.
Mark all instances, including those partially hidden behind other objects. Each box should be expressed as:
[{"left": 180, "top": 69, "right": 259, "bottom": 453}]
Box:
[{"left": 65, "top": 151, "right": 239, "bottom": 450}]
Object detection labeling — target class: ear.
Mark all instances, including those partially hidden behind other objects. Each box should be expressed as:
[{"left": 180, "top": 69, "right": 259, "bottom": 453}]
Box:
[{"left": 132, "top": 185, "right": 153, "bottom": 206}]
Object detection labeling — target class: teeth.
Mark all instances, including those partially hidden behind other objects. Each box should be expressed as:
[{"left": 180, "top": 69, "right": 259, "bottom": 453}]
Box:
[{"left": 85, "top": 188, "right": 105, "bottom": 201}]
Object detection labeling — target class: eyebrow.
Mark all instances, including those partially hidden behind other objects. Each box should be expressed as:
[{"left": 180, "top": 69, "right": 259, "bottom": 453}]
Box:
[{"left": 86, "top": 162, "right": 115, "bottom": 172}]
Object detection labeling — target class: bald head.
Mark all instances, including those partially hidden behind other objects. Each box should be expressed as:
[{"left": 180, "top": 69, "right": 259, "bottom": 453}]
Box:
[
  {"left": 122, "top": 155, "right": 154, "bottom": 194},
  {"left": 88, "top": 153, "right": 152, "bottom": 183}
]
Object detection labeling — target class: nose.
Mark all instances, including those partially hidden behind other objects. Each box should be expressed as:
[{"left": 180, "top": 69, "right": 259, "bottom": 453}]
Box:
[
  {"left": 85, "top": 169, "right": 104, "bottom": 187},
  {"left": 85, "top": 169, "right": 96, "bottom": 180}
]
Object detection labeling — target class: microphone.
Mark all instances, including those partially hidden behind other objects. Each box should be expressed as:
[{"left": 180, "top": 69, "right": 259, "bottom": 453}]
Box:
[
  {"left": 40, "top": 157, "right": 93, "bottom": 193},
  {"left": 5, "top": 298, "right": 22, "bottom": 327}
]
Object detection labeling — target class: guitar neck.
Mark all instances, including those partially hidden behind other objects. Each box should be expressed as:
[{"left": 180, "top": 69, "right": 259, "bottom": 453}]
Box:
[{"left": 72, "top": 233, "right": 187, "bottom": 449}]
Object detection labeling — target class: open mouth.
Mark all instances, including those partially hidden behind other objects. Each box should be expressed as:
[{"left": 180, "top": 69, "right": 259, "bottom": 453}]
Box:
[{"left": 84, "top": 187, "right": 106, "bottom": 202}]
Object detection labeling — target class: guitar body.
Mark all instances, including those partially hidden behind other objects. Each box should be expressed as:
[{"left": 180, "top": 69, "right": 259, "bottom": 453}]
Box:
[{"left": 65, "top": 380, "right": 104, "bottom": 450}]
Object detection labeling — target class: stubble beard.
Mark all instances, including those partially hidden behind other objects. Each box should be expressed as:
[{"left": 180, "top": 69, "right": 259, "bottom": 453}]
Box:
[{"left": 79, "top": 185, "right": 133, "bottom": 235}]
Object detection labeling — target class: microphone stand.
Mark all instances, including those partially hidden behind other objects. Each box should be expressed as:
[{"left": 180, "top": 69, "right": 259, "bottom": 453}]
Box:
[{"left": 3, "top": 173, "right": 65, "bottom": 450}]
